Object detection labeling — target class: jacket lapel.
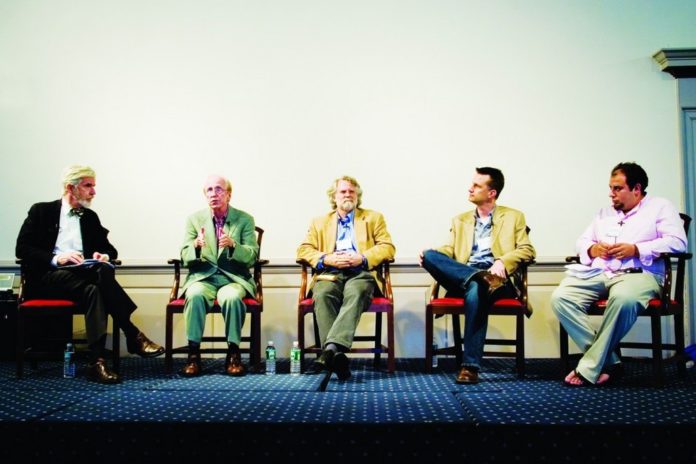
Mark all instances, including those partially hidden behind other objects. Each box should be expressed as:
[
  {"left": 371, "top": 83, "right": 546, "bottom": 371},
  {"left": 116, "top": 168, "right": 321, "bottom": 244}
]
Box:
[
  {"left": 354, "top": 209, "right": 367, "bottom": 253},
  {"left": 326, "top": 212, "right": 338, "bottom": 253},
  {"left": 491, "top": 207, "right": 504, "bottom": 247},
  {"left": 219, "top": 207, "right": 238, "bottom": 258}
]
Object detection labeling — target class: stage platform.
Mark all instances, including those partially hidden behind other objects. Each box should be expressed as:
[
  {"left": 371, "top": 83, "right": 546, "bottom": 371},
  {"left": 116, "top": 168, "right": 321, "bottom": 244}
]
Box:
[{"left": 1, "top": 356, "right": 695, "bottom": 462}]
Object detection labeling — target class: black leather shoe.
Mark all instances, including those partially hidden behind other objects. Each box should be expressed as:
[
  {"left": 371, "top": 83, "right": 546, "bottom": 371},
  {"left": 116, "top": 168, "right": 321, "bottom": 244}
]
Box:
[
  {"left": 86, "top": 358, "right": 120, "bottom": 384},
  {"left": 127, "top": 332, "right": 165, "bottom": 358},
  {"left": 308, "top": 349, "right": 335, "bottom": 374},
  {"left": 332, "top": 352, "right": 351, "bottom": 381}
]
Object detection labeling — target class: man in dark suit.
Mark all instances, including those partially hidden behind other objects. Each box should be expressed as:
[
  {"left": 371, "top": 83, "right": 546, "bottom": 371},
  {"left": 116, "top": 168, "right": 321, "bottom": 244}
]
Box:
[{"left": 15, "top": 165, "right": 164, "bottom": 384}]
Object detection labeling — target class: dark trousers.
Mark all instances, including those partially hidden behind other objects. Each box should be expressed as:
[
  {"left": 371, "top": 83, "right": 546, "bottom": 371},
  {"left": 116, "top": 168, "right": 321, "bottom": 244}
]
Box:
[{"left": 37, "top": 263, "right": 137, "bottom": 346}]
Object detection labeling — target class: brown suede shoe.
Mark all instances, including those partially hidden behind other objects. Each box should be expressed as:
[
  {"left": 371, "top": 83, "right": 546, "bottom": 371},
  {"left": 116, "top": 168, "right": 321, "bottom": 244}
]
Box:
[
  {"left": 225, "top": 351, "right": 246, "bottom": 377},
  {"left": 480, "top": 272, "right": 506, "bottom": 296},
  {"left": 86, "top": 358, "right": 121, "bottom": 384},
  {"left": 455, "top": 366, "right": 479, "bottom": 384},
  {"left": 180, "top": 353, "right": 201, "bottom": 377}
]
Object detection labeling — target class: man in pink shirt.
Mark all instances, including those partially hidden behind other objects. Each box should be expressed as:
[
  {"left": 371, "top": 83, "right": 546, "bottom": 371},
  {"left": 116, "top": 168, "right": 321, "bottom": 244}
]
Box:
[{"left": 551, "top": 162, "right": 687, "bottom": 386}]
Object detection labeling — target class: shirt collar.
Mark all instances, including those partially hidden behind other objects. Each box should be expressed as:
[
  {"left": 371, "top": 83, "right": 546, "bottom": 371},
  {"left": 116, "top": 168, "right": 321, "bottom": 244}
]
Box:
[{"left": 338, "top": 209, "right": 355, "bottom": 226}]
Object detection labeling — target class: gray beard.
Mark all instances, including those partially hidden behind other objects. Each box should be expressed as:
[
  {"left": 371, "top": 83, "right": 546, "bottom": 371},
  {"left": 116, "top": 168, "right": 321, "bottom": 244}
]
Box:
[{"left": 339, "top": 200, "right": 355, "bottom": 213}]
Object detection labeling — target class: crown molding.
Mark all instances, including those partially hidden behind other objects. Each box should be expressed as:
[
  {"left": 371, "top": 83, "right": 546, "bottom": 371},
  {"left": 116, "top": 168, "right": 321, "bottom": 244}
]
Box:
[{"left": 653, "top": 48, "right": 696, "bottom": 78}]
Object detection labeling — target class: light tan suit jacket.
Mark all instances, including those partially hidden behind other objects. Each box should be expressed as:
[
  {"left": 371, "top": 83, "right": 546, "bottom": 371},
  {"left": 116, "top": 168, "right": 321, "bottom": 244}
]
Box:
[
  {"left": 297, "top": 208, "right": 396, "bottom": 294},
  {"left": 436, "top": 205, "right": 535, "bottom": 275}
]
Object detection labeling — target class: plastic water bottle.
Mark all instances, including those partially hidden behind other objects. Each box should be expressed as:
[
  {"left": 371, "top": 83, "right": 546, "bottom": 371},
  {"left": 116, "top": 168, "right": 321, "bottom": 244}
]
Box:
[
  {"left": 432, "top": 341, "right": 439, "bottom": 369},
  {"left": 265, "top": 341, "right": 276, "bottom": 375},
  {"left": 290, "top": 341, "right": 302, "bottom": 376},
  {"left": 63, "top": 343, "right": 76, "bottom": 378}
]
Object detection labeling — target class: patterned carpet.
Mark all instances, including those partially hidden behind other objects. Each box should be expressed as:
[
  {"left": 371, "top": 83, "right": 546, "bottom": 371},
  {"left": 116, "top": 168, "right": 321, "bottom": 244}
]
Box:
[{"left": 1, "top": 357, "right": 695, "bottom": 461}]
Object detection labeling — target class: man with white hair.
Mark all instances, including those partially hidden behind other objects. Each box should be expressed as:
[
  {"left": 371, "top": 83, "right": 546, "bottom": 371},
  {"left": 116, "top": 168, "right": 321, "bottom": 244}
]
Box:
[
  {"left": 297, "top": 176, "right": 395, "bottom": 386},
  {"left": 16, "top": 165, "right": 164, "bottom": 384},
  {"left": 178, "top": 175, "right": 259, "bottom": 377}
]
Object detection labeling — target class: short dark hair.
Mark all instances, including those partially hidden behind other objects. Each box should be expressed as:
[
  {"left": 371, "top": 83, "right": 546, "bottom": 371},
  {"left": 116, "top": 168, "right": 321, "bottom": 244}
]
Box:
[
  {"left": 476, "top": 166, "right": 505, "bottom": 199},
  {"left": 611, "top": 162, "right": 648, "bottom": 195}
]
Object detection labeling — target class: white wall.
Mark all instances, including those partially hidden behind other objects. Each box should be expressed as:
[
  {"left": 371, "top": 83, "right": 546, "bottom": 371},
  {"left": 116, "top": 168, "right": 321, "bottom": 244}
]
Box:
[{"left": 2, "top": 1, "right": 696, "bottom": 266}]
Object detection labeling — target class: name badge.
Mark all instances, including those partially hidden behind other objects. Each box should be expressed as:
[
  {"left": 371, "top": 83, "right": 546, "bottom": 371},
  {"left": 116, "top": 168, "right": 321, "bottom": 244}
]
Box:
[{"left": 601, "top": 217, "right": 621, "bottom": 239}]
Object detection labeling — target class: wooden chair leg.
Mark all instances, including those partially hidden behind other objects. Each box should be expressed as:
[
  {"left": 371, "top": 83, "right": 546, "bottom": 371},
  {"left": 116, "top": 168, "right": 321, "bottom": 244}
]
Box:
[
  {"left": 16, "top": 308, "right": 25, "bottom": 378},
  {"left": 251, "top": 309, "right": 261, "bottom": 367},
  {"left": 425, "top": 306, "right": 434, "bottom": 373},
  {"left": 112, "top": 319, "right": 120, "bottom": 373},
  {"left": 165, "top": 306, "right": 174, "bottom": 374},
  {"left": 298, "top": 308, "right": 306, "bottom": 370},
  {"left": 674, "top": 310, "right": 687, "bottom": 377},
  {"left": 515, "top": 311, "right": 525, "bottom": 378},
  {"left": 650, "top": 314, "right": 664, "bottom": 387},
  {"left": 559, "top": 323, "right": 570, "bottom": 373},
  {"left": 452, "top": 314, "right": 463, "bottom": 367},
  {"left": 386, "top": 307, "right": 395, "bottom": 373},
  {"left": 373, "top": 311, "right": 383, "bottom": 369}
]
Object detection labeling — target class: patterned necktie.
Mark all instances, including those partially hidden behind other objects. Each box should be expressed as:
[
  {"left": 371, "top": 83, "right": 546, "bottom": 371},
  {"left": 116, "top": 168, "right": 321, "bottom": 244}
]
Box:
[{"left": 69, "top": 208, "right": 84, "bottom": 218}]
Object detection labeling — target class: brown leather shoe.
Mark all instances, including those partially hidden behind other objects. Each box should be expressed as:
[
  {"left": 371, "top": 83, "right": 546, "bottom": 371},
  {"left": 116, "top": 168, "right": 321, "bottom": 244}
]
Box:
[
  {"left": 86, "top": 358, "right": 120, "bottom": 384},
  {"left": 225, "top": 351, "right": 246, "bottom": 377},
  {"left": 180, "top": 358, "right": 202, "bottom": 377},
  {"left": 127, "top": 331, "right": 165, "bottom": 358},
  {"left": 455, "top": 366, "right": 479, "bottom": 384}
]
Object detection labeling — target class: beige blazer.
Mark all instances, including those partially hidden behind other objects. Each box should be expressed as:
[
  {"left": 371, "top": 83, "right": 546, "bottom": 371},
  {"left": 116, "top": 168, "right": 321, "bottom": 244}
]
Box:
[
  {"left": 296, "top": 208, "right": 396, "bottom": 293},
  {"left": 436, "top": 205, "right": 535, "bottom": 275}
]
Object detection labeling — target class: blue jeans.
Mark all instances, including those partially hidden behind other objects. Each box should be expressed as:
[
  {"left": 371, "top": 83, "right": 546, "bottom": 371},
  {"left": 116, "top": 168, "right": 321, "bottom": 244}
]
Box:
[{"left": 422, "top": 250, "right": 489, "bottom": 370}]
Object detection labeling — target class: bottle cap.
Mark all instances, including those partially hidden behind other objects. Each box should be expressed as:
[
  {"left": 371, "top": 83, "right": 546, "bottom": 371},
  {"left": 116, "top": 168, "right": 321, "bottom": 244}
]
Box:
[
  {"left": 267, "top": 341, "right": 274, "bottom": 346},
  {"left": 292, "top": 340, "right": 299, "bottom": 347}
]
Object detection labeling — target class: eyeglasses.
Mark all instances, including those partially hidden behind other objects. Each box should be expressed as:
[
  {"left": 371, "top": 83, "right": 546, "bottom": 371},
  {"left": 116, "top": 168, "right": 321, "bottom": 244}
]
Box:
[{"left": 206, "top": 186, "right": 228, "bottom": 196}]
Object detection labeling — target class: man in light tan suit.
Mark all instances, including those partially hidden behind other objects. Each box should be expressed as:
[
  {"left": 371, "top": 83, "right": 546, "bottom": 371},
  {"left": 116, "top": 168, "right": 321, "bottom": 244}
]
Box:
[
  {"left": 297, "top": 175, "right": 395, "bottom": 382},
  {"left": 420, "top": 167, "right": 535, "bottom": 385}
]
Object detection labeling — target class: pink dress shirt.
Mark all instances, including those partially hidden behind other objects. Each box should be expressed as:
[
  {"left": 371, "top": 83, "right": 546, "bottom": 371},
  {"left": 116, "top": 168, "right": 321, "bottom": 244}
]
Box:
[{"left": 577, "top": 195, "right": 687, "bottom": 280}]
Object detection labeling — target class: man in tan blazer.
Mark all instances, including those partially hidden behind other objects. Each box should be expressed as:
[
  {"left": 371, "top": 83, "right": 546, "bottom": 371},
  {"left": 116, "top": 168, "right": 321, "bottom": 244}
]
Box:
[
  {"left": 420, "top": 167, "right": 535, "bottom": 385},
  {"left": 297, "top": 175, "right": 395, "bottom": 382}
]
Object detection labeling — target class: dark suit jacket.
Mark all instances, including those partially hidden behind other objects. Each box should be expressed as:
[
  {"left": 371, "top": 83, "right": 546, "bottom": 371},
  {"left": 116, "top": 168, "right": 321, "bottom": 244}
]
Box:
[{"left": 15, "top": 199, "right": 118, "bottom": 288}]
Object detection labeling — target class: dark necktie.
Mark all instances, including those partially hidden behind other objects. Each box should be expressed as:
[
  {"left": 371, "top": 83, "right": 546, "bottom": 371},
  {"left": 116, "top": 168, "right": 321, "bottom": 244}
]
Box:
[{"left": 69, "top": 208, "right": 84, "bottom": 218}]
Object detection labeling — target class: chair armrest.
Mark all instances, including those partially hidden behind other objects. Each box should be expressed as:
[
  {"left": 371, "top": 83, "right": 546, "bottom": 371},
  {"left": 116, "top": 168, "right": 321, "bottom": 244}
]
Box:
[
  {"left": 428, "top": 281, "right": 440, "bottom": 302},
  {"left": 296, "top": 258, "right": 311, "bottom": 302},
  {"left": 253, "top": 258, "right": 269, "bottom": 303},
  {"left": 658, "top": 251, "right": 692, "bottom": 306},
  {"left": 167, "top": 259, "right": 182, "bottom": 302}
]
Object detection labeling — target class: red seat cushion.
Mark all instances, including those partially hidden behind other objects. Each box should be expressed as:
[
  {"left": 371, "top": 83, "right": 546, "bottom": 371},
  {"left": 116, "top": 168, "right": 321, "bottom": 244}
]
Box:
[
  {"left": 19, "top": 299, "right": 76, "bottom": 308},
  {"left": 428, "top": 298, "right": 465, "bottom": 307},
  {"left": 492, "top": 298, "right": 523, "bottom": 307},
  {"left": 593, "top": 298, "right": 670, "bottom": 309}
]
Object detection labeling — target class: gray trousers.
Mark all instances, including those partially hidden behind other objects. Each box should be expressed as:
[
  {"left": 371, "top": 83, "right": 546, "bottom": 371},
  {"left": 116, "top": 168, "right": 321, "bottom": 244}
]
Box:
[
  {"left": 551, "top": 272, "right": 660, "bottom": 383},
  {"left": 312, "top": 270, "right": 376, "bottom": 349}
]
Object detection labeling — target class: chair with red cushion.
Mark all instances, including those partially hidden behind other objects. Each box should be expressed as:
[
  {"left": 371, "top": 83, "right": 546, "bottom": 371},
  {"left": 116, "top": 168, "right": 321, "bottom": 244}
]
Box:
[
  {"left": 424, "top": 257, "right": 534, "bottom": 378},
  {"left": 15, "top": 259, "right": 121, "bottom": 378},
  {"left": 296, "top": 258, "right": 395, "bottom": 373},
  {"left": 164, "top": 226, "right": 268, "bottom": 373},
  {"left": 559, "top": 213, "right": 692, "bottom": 386}
]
